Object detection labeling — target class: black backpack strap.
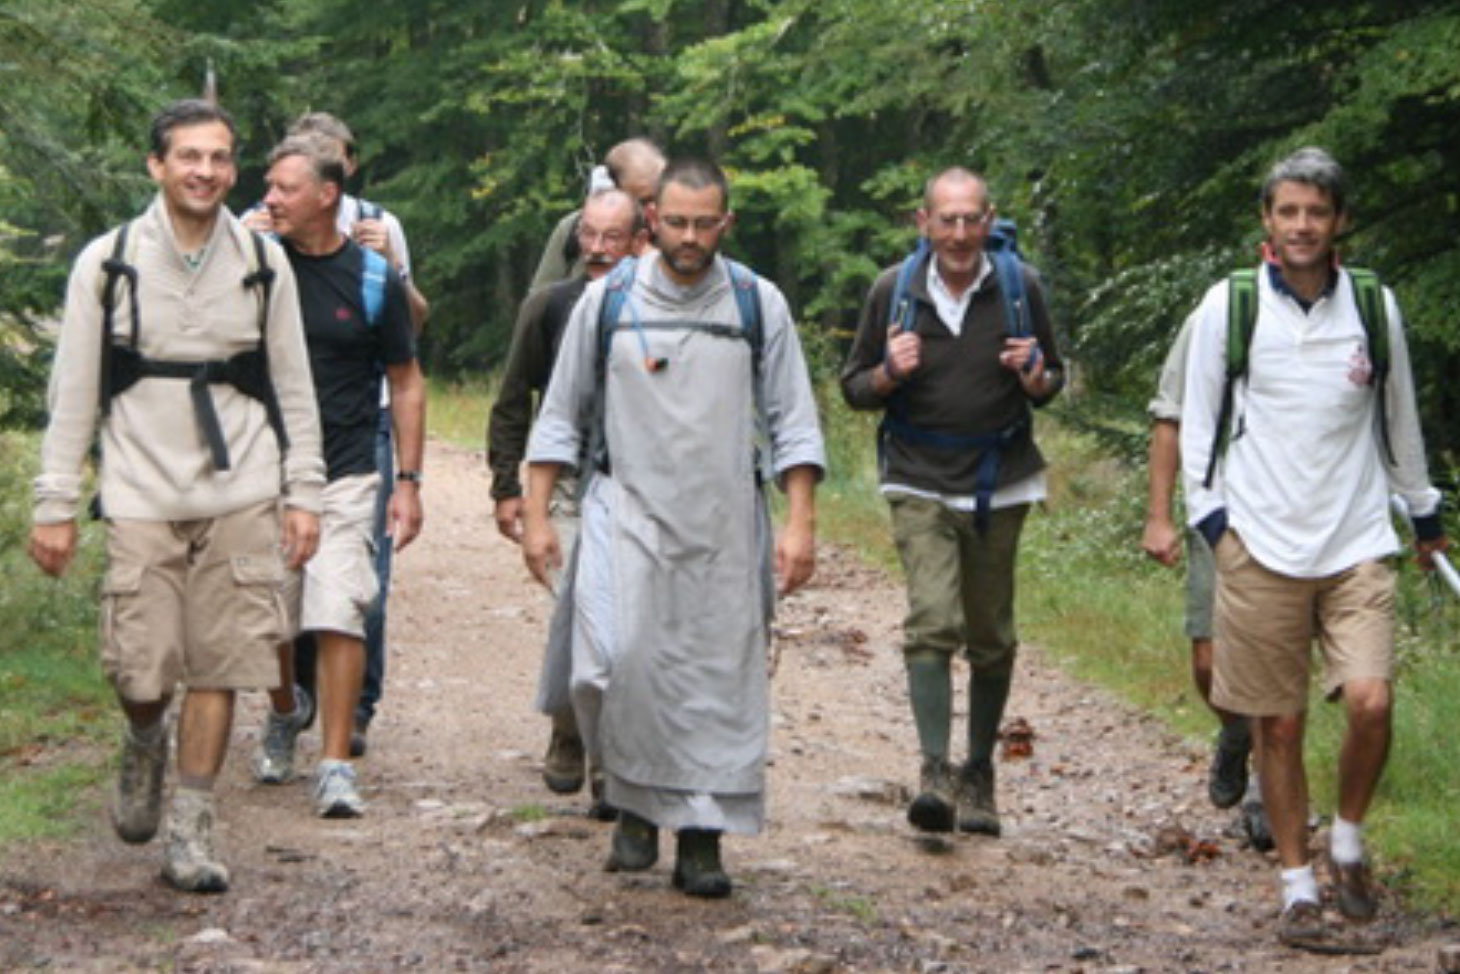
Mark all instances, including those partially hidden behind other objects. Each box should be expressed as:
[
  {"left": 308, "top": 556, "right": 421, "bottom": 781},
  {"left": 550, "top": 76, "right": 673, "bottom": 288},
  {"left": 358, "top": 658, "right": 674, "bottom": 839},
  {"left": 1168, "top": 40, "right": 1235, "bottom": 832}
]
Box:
[
  {"left": 240, "top": 230, "right": 288, "bottom": 453},
  {"left": 1348, "top": 268, "right": 1396, "bottom": 466},
  {"left": 98, "top": 222, "right": 139, "bottom": 417}
]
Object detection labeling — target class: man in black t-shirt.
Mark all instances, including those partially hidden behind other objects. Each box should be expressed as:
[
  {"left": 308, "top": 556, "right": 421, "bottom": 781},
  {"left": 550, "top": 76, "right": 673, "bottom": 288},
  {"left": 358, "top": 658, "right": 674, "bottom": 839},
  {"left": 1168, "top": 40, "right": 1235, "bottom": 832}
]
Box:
[{"left": 250, "top": 132, "right": 426, "bottom": 818}]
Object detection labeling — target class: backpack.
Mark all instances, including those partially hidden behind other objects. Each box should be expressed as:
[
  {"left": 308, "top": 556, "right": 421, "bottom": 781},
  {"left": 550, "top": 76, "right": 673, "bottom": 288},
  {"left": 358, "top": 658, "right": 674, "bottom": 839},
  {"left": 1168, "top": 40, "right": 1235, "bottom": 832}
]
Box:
[
  {"left": 1201, "top": 266, "right": 1392, "bottom": 488},
  {"left": 97, "top": 220, "right": 287, "bottom": 472},
  {"left": 880, "top": 219, "right": 1038, "bottom": 532},
  {"left": 583, "top": 256, "right": 764, "bottom": 483}
]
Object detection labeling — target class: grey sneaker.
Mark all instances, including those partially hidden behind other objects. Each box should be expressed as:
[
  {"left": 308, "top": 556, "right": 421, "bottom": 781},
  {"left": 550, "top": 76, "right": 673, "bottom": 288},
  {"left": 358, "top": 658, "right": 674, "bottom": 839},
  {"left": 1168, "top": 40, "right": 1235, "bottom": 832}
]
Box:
[
  {"left": 161, "top": 789, "right": 229, "bottom": 894},
  {"left": 955, "top": 759, "right": 1001, "bottom": 836},
  {"left": 908, "top": 756, "right": 956, "bottom": 833},
  {"left": 1208, "top": 720, "right": 1251, "bottom": 809},
  {"left": 314, "top": 759, "right": 366, "bottom": 818},
  {"left": 112, "top": 722, "right": 168, "bottom": 844},
  {"left": 252, "top": 688, "right": 311, "bottom": 784}
]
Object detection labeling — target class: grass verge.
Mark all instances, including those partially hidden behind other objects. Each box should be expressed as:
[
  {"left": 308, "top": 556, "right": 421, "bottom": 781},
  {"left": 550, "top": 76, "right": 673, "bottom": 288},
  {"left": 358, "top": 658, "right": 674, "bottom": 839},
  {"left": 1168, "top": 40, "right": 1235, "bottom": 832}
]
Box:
[{"left": 0, "top": 431, "right": 114, "bottom": 849}]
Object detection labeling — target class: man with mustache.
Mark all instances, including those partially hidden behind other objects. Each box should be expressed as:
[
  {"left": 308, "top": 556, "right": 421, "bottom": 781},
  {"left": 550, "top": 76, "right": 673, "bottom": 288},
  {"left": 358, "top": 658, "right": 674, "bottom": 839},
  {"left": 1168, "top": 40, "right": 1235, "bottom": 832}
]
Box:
[
  {"left": 1181, "top": 147, "right": 1447, "bottom": 951},
  {"left": 840, "top": 167, "right": 1064, "bottom": 839},
  {"left": 522, "top": 158, "right": 824, "bottom": 898},
  {"left": 488, "top": 187, "right": 650, "bottom": 809}
]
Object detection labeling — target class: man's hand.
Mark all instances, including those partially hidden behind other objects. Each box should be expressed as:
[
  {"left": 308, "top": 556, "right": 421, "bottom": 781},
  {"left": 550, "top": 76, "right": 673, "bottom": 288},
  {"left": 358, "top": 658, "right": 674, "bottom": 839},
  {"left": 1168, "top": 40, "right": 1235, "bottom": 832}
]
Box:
[
  {"left": 494, "top": 496, "right": 525, "bottom": 544},
  {"left": 281, "top": 509, "right": 320, "bottom": 570},
  {"left": 885, "top": 322, "right": 921, "bottom": 382},
  {"left": 775, "top": 518, "right": 816, "bottom": 596},
  {"left": 1417, "top": 535, "right": 1451, "bottom": 572},
  {"left": 387, "top": 482, "right": 424, "bottom": 552},
  {"left": 353, "top": 218, "right": 395, "bottom": 265},
  {"left": 29, "top": 521, "right": 78, "bottom": 578},
  {"left": 522, "top": 514, "right": 561, "bottom": 590},
  {"left": 1141, "top": 516, "right": 1183, "bottom": 568}
]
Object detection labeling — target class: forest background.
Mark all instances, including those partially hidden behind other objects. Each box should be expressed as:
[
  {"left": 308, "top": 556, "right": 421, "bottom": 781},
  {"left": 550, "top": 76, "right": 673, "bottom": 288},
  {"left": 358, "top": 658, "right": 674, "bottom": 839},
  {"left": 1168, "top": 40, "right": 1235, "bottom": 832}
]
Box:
[{"left": 1, "top": 0, "right": 1458, "bottom": 472}]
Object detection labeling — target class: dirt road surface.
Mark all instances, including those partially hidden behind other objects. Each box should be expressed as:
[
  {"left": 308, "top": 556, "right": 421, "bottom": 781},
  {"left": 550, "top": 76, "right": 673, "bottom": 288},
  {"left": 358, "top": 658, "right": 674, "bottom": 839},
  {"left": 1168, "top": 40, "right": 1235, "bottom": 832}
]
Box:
[{"left": 2, "top": 439, "right": 1454, "bottom": 972}]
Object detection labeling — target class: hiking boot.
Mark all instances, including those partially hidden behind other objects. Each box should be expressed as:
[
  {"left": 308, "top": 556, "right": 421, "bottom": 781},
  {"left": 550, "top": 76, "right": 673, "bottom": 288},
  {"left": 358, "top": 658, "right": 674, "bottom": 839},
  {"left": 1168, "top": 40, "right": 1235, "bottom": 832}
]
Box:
[
  {"left": 587, "top": 768, "right": 617, "bottom": 822},
  {"left": 673, "top": 829, "right": 732, "bottom": 899},
  {"left": 349, "top": 716, "right": 369, "bottom": 758},
  {"left": 955, "top": 760, "right": 1001, "bottom": 836},
  {"left": 1242, "top": 794, "right": 1274, "bottom": 852},
  {"left": 542, "top": 726, "right": 586, "bottom": 794},
  {"left": 605, "top": 811, "right": 658, "bottom": 871},
  {"left": 313, "top": 759, "right": 366, "bottom": 818},
  {"left": 1208, "top": 720, "right": 1251, "bottom": 809},
  {"left": 112, "top": 722, "right": 168, "bottom": 844},
  {"left": 160, "top": 789, "right": 229, "bottom": 894},
  {"left": 907, "top": 756, "right": 955, "bottom": 833},
  {"left": 1332, "top": 860, "right": 1379, "bottom": 921},
  {"left": 252, "top": 689, "right": 311, "bottom": 785},
  {"left": 1277, "top": 900, "right": 1329, "bottom": 952}
]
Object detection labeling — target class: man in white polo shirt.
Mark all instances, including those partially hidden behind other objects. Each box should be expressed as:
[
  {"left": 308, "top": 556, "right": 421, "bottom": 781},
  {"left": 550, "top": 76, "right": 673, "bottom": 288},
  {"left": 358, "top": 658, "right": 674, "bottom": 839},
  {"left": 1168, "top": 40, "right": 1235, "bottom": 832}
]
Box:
[{"left": 1181, "top": 147, "right": 1447, "bottom": 952}]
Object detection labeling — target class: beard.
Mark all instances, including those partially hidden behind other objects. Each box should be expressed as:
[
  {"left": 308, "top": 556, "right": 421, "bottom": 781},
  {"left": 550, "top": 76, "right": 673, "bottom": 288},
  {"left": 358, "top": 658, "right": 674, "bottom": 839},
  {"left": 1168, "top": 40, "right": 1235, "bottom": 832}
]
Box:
[{"left": 662, "top": 243, "right": 714, "bottom": 279}]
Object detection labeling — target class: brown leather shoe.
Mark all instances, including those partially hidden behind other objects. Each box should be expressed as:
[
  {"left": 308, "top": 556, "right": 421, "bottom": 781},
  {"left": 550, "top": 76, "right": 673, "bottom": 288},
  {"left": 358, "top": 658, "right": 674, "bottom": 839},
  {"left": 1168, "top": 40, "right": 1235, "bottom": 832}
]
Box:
[
  {"left": 1332, "top": 860, "right": 1378, "bottom": 921},
  {"left": 1277, "top": 900, "right": 1330, "bottom": 952}
]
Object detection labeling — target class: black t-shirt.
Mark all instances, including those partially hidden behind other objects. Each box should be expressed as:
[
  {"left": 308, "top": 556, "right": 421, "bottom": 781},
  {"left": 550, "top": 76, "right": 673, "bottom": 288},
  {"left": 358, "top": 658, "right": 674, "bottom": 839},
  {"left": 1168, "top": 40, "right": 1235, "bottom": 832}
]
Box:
[{"left": 283, "top": 238, "right": 415, "bottom": 481}]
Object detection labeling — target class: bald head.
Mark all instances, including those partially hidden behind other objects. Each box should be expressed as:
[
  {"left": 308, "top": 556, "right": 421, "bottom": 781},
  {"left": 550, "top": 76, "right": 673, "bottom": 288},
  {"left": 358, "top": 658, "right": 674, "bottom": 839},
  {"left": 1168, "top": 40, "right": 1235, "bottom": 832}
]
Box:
[{"left": 605, "top": 138, "right": 666, "bottom": 206}]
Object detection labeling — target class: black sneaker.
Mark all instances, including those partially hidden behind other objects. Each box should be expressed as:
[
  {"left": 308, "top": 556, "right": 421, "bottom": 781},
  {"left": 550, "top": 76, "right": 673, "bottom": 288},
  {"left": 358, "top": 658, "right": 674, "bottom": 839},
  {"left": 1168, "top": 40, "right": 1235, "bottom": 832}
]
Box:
[
  {"left": 1242, "top": 794, "right": 1274, "bottom": 852},
  {"left": 1208, "top": 721, "right": 1251, "bottom": 809}
]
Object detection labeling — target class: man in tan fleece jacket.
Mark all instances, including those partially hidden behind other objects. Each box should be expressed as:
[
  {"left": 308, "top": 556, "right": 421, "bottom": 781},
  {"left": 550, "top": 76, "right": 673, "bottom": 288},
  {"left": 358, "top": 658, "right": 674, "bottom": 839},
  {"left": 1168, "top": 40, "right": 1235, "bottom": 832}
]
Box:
[{"left": 29, "top": 99, "right": 324, "bottom": 894}]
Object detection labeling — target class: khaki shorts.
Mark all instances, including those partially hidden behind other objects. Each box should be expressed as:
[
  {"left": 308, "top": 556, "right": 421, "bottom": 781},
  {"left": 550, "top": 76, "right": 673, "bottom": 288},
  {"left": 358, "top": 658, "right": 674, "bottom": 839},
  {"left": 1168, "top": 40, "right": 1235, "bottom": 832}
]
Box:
[
  {"left": 283, "top": 473, "right": 381, "bottom": 639},
  {"left": 101, "top": 500, "right": 286, "bottom": 702},
  {"left": 1211, "top": 532, "right": 1395, "bottom": 716}
]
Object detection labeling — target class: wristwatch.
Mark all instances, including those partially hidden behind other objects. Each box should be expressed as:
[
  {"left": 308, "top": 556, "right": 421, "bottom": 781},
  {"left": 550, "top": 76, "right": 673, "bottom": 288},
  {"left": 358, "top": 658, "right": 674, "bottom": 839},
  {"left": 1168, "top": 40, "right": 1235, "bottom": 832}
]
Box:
[{"left": 396, "top": 470, "right": 422, "bottom": 485}]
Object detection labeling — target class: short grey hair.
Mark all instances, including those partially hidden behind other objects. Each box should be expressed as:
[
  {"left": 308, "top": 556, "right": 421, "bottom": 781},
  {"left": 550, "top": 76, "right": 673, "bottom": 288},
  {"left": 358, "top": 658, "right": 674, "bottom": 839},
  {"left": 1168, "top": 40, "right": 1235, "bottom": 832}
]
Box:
[
  {"left": 1261, "top": 147, "right": 1347, "bottom": 214},
  {"left": 268, "top": 133, "right": 347, "bottom": 190},
  {"left": 584, "top": 187, "right": 645, "bottom": 235}
]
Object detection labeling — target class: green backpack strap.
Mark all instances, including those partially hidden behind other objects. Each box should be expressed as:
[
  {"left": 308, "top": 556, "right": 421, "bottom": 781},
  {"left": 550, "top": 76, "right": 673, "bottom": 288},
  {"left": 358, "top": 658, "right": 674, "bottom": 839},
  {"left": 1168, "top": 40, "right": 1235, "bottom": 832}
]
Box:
[
  {"left": 1348, "top": 267, "right": 1395, "bottom": 465},
  {"left": 1203, "top": 269, "right": 1257, "bottom": 488}
]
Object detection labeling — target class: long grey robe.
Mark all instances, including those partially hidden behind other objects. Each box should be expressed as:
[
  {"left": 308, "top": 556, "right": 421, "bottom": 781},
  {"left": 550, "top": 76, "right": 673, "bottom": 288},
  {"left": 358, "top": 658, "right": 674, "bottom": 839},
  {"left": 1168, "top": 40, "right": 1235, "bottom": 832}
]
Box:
[{"left": 526, "top": 255, "right": 824, "bottom": 833}]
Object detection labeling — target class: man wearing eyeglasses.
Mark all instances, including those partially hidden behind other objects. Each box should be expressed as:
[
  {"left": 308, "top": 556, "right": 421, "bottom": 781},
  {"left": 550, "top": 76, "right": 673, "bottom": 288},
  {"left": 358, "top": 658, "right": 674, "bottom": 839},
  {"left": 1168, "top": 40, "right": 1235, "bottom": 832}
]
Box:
[
  {"left": 521, "top": 158, "right": 824, "bottom": 899},
  {"left": 488, "top": 187, "right": 650, "bottom": 811},
  {"left": 840, "top": 167, "right": 1064, "bottom": 839}
]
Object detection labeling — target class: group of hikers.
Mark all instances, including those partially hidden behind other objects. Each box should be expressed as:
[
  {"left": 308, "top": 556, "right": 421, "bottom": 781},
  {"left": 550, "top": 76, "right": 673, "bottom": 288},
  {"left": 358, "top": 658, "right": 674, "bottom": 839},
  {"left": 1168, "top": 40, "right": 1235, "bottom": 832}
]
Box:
[{"left": 25, "top": 95, "right": 1451, "bottom": 955}]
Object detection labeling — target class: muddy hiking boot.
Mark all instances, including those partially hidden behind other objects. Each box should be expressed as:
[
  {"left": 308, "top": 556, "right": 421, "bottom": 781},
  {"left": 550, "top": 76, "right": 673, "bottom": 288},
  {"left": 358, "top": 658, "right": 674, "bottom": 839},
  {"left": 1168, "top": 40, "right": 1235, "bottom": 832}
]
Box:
[
  {"left": 1276, "top": 899, "right": 1329, "bottom": 952},
  {"left": 112, "top": 721, "right": 168, "bottom": 845},
  {"left": 542, "top": 721, "right": 587, "bottom": 795},
  {"left": 673, "top": 829, "right": 732, "bottom": 899},
  {"left": 252, "top": 686, "right": 312, "bottom": 785},
  {"left": 908, "top": 756, "right": 956, "bottom": 833},
  {"left": 605, "top": 810, "right": 658, "bottom": 872},
  {"left": 314, "top": 759, "right": 366, "bottom": 818},
  {"left": 1208, "top": 719, "right": 1252, "bottom": 809},
  {"left": 1332, "top": 860, "right": 1379, "bottom": 921},
  {"left": 161, "top": 789, "right": 229, "bottom": 894},
  {"left": 955, "top": 759, "right": 1001, "bottom": 837}
]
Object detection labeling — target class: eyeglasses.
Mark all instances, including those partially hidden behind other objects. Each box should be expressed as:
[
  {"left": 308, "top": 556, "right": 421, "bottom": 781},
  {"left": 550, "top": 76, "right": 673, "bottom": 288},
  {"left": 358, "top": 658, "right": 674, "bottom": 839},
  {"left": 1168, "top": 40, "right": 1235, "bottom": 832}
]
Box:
[
  {"left": 933, "top": 211, "right": 990, "bottom": 231},
  {"left": 576, "top": 225, "right": 631, "bottom": 247},
  {"left": 658, "top": 214, "right": 728, "bottom": 233}
]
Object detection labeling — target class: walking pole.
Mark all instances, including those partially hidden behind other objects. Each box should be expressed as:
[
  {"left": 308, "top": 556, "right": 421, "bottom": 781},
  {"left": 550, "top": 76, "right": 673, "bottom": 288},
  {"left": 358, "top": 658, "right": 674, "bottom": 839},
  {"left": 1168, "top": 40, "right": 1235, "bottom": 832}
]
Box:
[{"left": 1390, "top": 495, "right": 1460, "bottom": 600}]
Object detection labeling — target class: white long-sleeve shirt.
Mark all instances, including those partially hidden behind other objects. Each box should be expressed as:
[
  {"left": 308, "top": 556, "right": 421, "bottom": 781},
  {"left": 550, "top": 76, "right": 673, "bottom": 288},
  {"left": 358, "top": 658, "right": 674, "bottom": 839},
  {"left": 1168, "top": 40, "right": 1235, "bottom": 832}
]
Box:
[{"left": 1180, "top": 265, "right": 1439, "bottom": 578}]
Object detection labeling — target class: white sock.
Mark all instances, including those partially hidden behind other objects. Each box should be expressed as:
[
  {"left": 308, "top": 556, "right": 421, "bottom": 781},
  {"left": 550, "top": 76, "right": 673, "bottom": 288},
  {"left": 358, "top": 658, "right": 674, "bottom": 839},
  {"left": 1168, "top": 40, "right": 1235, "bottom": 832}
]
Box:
[
  {"left": 1331, "top": 816, "right": 1364, "bottom": 865},
  {"left": 1245, "top": 770, "right": 1262, "bottom": 804},
  {"left": 1281, "top": 864, "right": 1319, "bottom": 909}
]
